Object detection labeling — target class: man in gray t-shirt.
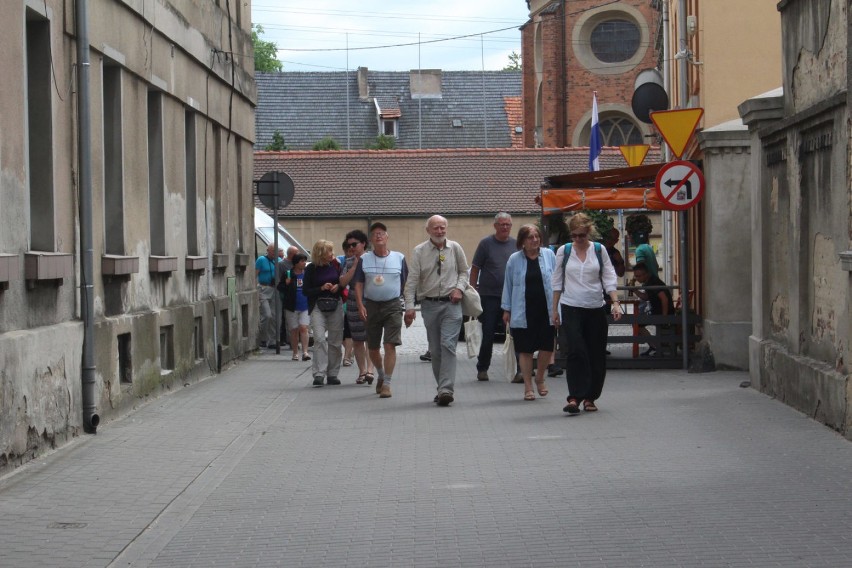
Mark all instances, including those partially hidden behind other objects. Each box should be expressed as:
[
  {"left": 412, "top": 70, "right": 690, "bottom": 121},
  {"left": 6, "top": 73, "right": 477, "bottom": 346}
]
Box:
[{"left": 469, "top": 212, "right": 516, "bottom": 381}]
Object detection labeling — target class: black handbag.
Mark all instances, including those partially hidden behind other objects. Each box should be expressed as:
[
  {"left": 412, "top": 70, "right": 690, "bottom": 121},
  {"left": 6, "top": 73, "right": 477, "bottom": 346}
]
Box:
[{"left": 316, "top": 296, "right": 339, "bottom": 312}]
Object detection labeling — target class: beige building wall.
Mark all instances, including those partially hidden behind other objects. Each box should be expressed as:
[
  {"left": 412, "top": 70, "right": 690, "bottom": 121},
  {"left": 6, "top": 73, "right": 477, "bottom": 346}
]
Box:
[
  {"left": 697, "top": 0, "right": 782, "bottom": 126},
  {"left": 0, "top": 0, "right": 256, "bottom": 474},
  {"left": 281, "top": 215, "right": 541, "bottom": 264},
  {"left": 668, "top": 0, "right": 781, "bottom": 125}
]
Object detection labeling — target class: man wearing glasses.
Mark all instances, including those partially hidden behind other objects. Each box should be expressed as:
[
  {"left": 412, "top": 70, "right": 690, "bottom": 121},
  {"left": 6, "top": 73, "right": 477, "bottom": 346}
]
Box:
[
  {"left": 354, "top": 222, "right": 408, "bottom": 399},
  {"left": 469, "top": 212, "right": 516, "bottom": 382},
  {"left": 404, "top": 216, "right": 470, "bottom": 406}
]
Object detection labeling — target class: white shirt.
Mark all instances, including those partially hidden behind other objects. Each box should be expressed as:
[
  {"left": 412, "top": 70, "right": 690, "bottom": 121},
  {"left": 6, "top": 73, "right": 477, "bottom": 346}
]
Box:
[{"left": 551, "top": 244, "right": 617, "bottom": 309}]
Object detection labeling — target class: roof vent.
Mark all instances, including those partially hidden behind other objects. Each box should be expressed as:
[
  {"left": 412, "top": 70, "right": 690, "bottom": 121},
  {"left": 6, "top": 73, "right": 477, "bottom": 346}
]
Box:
[{"left": 452, "top": 119, "right": 463, "bottom": 128}]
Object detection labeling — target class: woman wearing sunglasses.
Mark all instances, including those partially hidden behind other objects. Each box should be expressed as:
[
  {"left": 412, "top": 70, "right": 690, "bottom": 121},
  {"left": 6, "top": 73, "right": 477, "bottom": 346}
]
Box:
[
  {"left": 551, "top": 213, "right": 623, "bottom": 415},
  {"left": 338, "top": 230, "right": 376, "bottom": 385}
]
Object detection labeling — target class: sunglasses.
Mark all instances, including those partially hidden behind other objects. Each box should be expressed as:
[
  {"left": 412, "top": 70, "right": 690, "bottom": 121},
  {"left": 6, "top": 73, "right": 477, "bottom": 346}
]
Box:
[
  {"left": 344, "top": 241, "right": 360, "bottom": 249},
  {"left": 570, "top": 233, "right": 588, "bottom": 239}
]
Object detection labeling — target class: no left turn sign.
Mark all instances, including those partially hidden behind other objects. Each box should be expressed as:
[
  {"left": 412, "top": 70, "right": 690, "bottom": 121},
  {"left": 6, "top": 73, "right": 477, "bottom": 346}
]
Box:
[{"left": 654, "top": 160, "right": 705, "bottom": 210}]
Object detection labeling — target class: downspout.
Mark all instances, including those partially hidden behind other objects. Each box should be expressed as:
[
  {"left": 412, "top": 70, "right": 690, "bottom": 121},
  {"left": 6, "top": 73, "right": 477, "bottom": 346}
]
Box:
[
  {"left": 561, "top": 0, "right": 567, "bottom": 146},
  {"left": 76, "top": 0, "right": 99, "bottom": 433}
]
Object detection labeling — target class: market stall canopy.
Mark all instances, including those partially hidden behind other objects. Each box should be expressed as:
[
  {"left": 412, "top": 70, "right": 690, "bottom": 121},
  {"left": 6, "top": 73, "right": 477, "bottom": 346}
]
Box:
[{"left": 539, "top": 163, "right": 668, "bottom": 214}]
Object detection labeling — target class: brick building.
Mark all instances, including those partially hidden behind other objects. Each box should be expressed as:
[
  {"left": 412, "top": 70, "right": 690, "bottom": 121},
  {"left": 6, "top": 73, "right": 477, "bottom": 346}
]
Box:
[{"left": 521, "top": 0, "right": 661, "bottom": 148}]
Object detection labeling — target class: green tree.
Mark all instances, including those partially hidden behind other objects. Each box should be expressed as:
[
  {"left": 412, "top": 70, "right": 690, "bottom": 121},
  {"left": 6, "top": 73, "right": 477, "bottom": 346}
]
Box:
[
  {"left": 312, "top": 137, "right": 340, "bottom": 151},
  {"left": 264, "top": 130, "right": 289, "bottom": 151},
  {"left": 367, "top": 135, "right": 396, "bottom": 150},
  {"left": 252, "top": 24, "right": 283, "bottom": 73},
  {"left": 503, "top": 51, "right": 522, "bottom": 71}
]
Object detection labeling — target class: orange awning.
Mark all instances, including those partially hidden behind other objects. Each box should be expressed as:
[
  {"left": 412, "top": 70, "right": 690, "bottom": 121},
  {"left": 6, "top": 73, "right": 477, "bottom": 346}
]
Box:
[{"left": 540, "top": 187, "right": 669, "bottom": 215}]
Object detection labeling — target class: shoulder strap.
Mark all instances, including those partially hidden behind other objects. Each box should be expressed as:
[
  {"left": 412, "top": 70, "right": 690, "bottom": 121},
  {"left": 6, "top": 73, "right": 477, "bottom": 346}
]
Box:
[
  {"left": 594, "top": 242, "right": 603, "bottom": 279},
  {"left": 561, "top": 243, "right": 572, "bottom": 272}
]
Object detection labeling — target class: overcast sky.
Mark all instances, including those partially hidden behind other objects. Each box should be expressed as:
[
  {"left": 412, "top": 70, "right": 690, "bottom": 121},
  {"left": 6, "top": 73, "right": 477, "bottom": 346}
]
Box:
[{"left": 251, "top": 1, "right": 531, "bottom": 72}]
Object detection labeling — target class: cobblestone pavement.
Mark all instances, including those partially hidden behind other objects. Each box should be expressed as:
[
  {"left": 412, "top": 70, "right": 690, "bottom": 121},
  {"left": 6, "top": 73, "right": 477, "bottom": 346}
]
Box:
[{"left": 2, "top": 317, "right": 852, "bottom": 567}]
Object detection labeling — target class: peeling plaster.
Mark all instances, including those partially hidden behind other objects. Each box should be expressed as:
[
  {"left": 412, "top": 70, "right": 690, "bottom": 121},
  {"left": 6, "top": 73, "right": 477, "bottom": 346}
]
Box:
[
  {"left": 770, "top": 294, "right": 790, "bottom": 335},
  {"left": 790, "top": 0, "right": 847, "bottom": 110},
  {"left": 770, "top": 176, "right": 779, "bottom": 213},
  {"left": 811, "top": 233, "right": 838, "bottom": 344}
]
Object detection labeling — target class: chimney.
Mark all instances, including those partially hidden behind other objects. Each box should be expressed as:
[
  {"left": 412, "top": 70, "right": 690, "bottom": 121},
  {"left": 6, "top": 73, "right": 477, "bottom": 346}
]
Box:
[{"left": 357, "top": 67, "right": 370, "bottom": 101}]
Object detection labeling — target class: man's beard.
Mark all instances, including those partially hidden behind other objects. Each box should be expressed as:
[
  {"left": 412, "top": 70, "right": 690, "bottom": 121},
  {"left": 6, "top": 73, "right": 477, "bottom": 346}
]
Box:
[{"left": 431, "top": 236, "right": 446, "bottom": 245}]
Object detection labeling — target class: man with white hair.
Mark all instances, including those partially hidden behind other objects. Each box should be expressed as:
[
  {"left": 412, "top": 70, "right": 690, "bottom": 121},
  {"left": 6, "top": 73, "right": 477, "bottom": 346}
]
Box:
[{"left": 404, "top": 216, "right": 469, "bottom": 406}]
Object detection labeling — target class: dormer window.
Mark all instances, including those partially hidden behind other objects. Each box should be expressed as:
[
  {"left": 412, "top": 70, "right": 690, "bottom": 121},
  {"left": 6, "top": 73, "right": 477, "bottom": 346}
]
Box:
[
  {"left": 382, "top": 119, "right": 398, "bottom": 137},
  {"left": 374, "top": 97, "right": 401, "bottom": 138}
]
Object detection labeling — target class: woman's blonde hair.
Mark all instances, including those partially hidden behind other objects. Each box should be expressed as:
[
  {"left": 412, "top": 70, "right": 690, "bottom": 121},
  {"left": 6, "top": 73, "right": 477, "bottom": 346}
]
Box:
[
  {"left": 311, "top": 239, "right": 334, "bottom": 265},
  {"left": 567, "top": 213, "right": 599, "bottom": 240}
]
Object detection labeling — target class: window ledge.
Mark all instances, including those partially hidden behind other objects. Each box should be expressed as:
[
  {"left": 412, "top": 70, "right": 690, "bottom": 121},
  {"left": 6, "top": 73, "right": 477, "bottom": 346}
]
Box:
[
  {"left": 0, "top": 254, "right": 19, "bottom": 290},
  {"left": 149, "top": 255, "right": 178, "bottom": 274},
  {"left": 185, "top": 256, "right": 207, "bottom": 272},
  {"left": 213, "top": 253, "right": 229, "bottom": 270},
  {"left": 840, "top": 251, "right": 852, "bottom": 272},
  {"left": 102, "top": 255, "right": 139, "bottom": 277},
  {"left": 25, "top": 252, "right": 72, "bottom": 285},
  {"left": 235, "top": 253, "right": 250, "bottom": 269}
]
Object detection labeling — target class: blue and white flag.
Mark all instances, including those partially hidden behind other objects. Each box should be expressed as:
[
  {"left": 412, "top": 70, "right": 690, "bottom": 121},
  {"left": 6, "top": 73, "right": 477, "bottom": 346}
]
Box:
[{"left": 589, "top": 91, "right": 602, "bottom": 172}]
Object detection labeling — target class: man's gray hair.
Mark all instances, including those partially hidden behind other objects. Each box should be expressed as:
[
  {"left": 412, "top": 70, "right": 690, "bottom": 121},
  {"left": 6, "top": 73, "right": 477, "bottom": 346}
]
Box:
[{"left": 494, "top": 212, "right": 512, "bottom": 222}]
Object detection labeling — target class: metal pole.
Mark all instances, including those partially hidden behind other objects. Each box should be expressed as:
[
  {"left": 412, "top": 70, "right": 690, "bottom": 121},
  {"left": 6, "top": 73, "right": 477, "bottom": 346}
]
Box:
[
  {"left": 272, "top": 172, "right": 281, "bottom": 355},
  {"left": 677, "top": 0, "right": 689, "bottom": 370},
  {"left": 76, "top": 0, "right": 99, "bottom": 433},
  {"left": 661, "top": 0, "right": 673, "bottom": 285}
]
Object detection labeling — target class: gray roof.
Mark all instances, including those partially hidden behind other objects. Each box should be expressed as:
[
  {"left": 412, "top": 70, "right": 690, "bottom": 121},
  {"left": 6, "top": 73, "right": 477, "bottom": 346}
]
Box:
[{"left": 255, "top": 70, "right": 522, "bottom": 151}]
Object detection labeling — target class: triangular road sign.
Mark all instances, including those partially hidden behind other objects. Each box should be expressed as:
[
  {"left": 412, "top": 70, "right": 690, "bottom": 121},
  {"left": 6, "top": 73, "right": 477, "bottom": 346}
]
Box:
[
  {"left": 618, "top": 144, "right": 650, "bottom": 167},
  {"left": 650, "top": 108, "right": 704, "bottom": 159}
]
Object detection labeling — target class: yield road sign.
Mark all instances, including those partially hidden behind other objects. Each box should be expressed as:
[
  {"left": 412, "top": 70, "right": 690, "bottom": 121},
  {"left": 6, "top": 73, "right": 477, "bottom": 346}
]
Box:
[
  {"left": 654, "top": 160, "right": 705, "bottom": 210},
  {"left": 618, "top": 144, "right": 650, "bottom": 167},
  {"left": 650, "top": 108, "right": 704, "bottom": 159}
]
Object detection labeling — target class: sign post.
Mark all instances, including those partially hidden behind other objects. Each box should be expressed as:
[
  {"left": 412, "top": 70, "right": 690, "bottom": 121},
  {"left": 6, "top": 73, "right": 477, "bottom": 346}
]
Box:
[{"left": 255, "top": 171, "right": 295, "bottom": 354}]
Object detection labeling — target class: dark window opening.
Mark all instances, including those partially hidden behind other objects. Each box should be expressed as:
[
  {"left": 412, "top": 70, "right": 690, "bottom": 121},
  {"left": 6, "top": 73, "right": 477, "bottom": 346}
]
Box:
[{"left": 590, "top": 19, "right": 640, "bottom": 63}]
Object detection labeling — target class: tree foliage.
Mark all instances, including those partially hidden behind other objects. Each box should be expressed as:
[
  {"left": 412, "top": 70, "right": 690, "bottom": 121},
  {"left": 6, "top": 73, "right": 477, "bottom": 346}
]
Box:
[
  {"left": 367, "top": 135, "right": 396, "bottom": 150},
  {"left": 264, "top": 130, "right": 289, "bottom": 151},
  {"left": 252, "top": 25, "right": 283, "bottom": 73},
  {"left": 503, "top": 51, "right": 522, "bottom": 71},
  {"left": 312, "top": 137, "right": 340, "bottom": 151}
]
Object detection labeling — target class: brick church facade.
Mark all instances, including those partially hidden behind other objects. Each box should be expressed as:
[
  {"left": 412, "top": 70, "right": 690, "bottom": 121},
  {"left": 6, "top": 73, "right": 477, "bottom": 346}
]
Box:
[{"left": 521, "top": 0, "right": 661, "bottom": 148}]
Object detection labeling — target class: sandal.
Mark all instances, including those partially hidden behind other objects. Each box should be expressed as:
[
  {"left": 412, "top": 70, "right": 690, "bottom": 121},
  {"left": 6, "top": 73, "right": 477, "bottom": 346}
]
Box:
[
  {"left": 583, "top": 400, "right": 598, "bottom": 412},
  {"left": 292, "top": 354, "right": 299, "bottom": 361},
  {"left": 563, "top": 397, "right": 580, "bottom": 415},
  {"left": 342, "top": 358, "right": 353, "bottom": 366},
  {"left": 535, "top": 380, "right": 548, "bottom": 397},
  {"left": 524, "top": 391, "right": 536, "bottom": 401},
  {"left": 363, "top": 372, "right": 375, "bottom": 385},
  {"left": 355, "top": 373, "right": 367, "bottom": 385},
  {"left": 302, "top": 353, "right": 311, "bottom": 361}
]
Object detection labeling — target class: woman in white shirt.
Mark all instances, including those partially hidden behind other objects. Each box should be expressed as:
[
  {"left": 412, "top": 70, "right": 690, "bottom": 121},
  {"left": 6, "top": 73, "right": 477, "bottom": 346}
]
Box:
[{"left": 551, "top": 213, "right": 623, "bottom": 415}]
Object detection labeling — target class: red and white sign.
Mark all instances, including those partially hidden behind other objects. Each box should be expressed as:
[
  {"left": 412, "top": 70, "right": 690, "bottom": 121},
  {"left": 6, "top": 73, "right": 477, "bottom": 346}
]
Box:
[{"left": 654, "top": 160, "right": 705, "bottom": 210}]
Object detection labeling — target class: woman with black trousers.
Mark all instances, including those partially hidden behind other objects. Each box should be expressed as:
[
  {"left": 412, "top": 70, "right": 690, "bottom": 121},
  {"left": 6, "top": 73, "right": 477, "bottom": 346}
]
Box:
[{"left": 551, "top": 213, "right": 623, "bottom": 414}]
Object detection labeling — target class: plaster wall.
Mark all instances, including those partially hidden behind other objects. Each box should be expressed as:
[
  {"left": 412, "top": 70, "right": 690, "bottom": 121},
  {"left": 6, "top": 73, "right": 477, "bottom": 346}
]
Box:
[{"left": 697, "top": 124, "right": 752, "bottom": 369}]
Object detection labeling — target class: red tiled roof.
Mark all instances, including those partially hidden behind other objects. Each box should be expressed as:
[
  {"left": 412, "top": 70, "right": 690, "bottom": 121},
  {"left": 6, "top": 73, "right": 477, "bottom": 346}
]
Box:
[
  {"left": 253, "top": 147, "right": 661, "bottom": 218},
  {"left": 503, "top": 96, "right": 524, "bottom": 149}
]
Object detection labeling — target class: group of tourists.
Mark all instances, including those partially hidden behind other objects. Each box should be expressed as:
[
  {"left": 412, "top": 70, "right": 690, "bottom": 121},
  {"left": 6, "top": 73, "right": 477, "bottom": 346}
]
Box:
[{"left": 257, "top": 211, "right": 663, "bottom": 414}]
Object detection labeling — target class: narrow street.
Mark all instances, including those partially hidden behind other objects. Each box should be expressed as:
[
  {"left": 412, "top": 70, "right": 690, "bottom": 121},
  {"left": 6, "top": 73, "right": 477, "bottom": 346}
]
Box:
[{"left": 2, "top": 319, "right": 851, "bottom": 567}]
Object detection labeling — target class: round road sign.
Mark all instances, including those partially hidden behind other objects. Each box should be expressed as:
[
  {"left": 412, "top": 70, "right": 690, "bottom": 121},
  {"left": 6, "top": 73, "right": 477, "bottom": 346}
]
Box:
[
  {"left": 654, "top": 160, "right": 705, "bottom": 210},
  {"left": 256, "top": 171, "right": 295, "bottom": 209}
]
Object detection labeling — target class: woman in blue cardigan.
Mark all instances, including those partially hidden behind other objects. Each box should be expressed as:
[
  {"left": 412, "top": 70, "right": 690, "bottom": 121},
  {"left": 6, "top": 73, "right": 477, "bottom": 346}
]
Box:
[{"left": 501, "top": 224, "right": 557, "bottom": 401}]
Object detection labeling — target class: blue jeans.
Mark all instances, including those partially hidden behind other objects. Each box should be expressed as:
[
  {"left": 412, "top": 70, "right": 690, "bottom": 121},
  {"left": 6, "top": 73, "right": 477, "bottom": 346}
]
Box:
[{"left": 476, "top": 295, "right": 503, "bottom": 372}]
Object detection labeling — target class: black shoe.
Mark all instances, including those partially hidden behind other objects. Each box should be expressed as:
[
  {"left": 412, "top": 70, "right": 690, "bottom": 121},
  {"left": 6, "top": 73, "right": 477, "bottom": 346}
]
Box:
[
  {"left": 326, "top": 377, "right": 341, "bottom": 385},
  {"left": 420, "top": 351, "right": 432, "bottom": 362},
  {"left": 547, "top": 364, "right": 563, "bottom": 377},
  {"left": 563, "top": 398, "right": 580, "bottom": 415},
  {"left": 312, "top": 376, "right": 324, "bottom": 387},
  {"left": 437, "top": 391, "right": 454, "bottom": 406}
]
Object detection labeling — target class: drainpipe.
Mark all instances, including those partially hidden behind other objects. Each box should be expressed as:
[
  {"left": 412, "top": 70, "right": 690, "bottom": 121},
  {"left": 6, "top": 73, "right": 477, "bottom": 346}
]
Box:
[
  {"left": 561, "top": 0, "right": 567, "bottom": 146},
  {"left": 76, "top": 0, "right": 99, "bottom": 433}
]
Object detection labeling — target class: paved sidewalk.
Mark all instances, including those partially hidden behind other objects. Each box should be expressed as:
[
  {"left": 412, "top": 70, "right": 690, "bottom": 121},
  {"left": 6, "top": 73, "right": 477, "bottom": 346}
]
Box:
[{"left": 2, "top": 322, "right": 852, "bottom": 567}]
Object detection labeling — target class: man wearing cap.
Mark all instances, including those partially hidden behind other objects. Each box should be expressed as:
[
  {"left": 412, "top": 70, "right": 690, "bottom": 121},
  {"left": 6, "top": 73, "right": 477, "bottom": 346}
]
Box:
[
  {"left": 354, "top": 222, "right": 408, "bottom": 399},
  {"left": 404, "top": 215, "right": 469, "bottom": 406}
]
